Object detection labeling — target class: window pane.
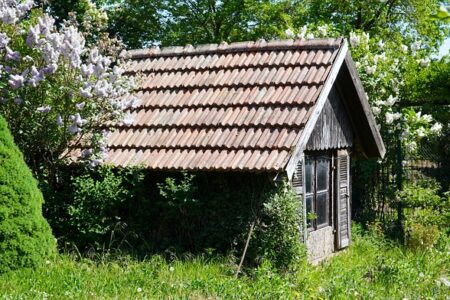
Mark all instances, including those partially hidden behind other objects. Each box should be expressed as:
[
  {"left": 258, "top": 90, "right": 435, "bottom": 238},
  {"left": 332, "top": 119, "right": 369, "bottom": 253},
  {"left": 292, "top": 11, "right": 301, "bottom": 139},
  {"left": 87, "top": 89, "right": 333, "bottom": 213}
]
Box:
[
  {"left": 306, "top": 195, "right": 313, "bottom": 228},
  {"left": 317, "top": 158, "right": 329, "bottom": 191},
  {"left": 316, "top": 192, "right": 329, "bottom": 226},
  {"left": 305, "top": 158, "right": 313, "bottom": 194}
]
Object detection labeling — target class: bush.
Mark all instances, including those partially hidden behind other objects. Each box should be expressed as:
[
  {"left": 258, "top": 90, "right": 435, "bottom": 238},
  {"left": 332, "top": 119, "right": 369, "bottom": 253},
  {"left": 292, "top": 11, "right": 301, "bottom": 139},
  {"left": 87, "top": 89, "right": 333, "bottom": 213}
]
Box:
[
  {"left": 405, "top": 222, "right": 440, "bottom": 250},
  {"left": 399, "top": 178, "right": 449, "bottom": 249},
  {"left": 45, "top": 168, "right": 305, "bottom": 271},
  {"left": 252, "top": 181, "right": 305, "bottom": 271},
  {"left": 0, "top": 116, "right": 56, "bottom": 273}
]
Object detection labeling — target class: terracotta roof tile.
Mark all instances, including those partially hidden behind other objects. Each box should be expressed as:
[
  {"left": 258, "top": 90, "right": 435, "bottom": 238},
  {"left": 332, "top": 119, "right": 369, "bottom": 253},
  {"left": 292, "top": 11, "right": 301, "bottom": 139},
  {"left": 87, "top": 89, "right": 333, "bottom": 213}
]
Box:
[{"left": 70, "top": 38, "right": 344, "bottom": 171}]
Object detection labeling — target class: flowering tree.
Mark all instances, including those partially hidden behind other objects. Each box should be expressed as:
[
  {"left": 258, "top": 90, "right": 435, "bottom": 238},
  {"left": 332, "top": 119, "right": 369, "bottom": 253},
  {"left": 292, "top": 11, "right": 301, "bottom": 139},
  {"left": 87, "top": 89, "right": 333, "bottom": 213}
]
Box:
[
  {"left": 284, "top": 25, "right": 444, "bottom": 158},
  {"left": 0, "top": 0, "right": 135, "bottom": 175},
  {"left": 282, "top": 22, "right": 447, "bottom": 223}
]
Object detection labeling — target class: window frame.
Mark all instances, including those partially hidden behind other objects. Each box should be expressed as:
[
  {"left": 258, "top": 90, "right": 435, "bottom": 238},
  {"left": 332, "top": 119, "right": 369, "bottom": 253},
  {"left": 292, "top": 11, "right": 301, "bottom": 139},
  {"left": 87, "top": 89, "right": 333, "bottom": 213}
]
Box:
[{"left": 305, "top": 152, "right": 332, "bottom": 231}]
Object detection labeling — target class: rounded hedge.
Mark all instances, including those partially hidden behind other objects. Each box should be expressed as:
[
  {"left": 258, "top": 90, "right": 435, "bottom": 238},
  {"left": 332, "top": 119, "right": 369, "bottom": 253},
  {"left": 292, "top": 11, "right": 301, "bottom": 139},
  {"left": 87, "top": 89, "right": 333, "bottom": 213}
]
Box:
[{"left": 0, "top": 115, "right": 56, "bottom": 273}]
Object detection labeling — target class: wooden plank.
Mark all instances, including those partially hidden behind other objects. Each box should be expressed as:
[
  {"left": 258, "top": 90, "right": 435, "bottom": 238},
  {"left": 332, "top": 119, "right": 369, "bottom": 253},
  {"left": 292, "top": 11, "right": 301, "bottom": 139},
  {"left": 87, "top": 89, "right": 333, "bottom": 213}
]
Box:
[{"left": 306, "top": 87, "right": 353, "bottom": 151}]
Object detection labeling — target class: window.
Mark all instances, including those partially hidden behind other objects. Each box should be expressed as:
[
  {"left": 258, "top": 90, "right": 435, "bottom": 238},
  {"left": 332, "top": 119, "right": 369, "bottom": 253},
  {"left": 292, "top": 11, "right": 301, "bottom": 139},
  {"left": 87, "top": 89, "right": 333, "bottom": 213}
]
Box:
[{"left": 305, "top": 154, "right": 331, "bottom": 230}]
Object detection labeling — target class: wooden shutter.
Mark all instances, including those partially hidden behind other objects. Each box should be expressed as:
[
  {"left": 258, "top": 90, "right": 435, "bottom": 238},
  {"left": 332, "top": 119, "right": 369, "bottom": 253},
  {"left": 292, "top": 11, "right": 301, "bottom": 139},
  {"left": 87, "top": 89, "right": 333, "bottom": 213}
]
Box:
[
  {"left": 292, "top": 157, "right": 306, "bottom": 242},
  {"left": 336, "top": 149, "right": 351, "bottom": 249}
]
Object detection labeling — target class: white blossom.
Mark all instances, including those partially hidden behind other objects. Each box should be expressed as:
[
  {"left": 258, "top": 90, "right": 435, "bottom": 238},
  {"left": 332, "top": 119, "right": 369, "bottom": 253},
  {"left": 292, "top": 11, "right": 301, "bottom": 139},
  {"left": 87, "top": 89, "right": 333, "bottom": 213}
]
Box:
[
  {"left": 386, "top": 95, "right": 397, "bottom": 106},
  {"left": 284, "top": 28, "right": 294, "bottom": 38},
  {"left": 365, "top": 65, "right": 376, "bottom": 75},
  {"left": 416, "top": 127, "right": 426, "bottom": 138},
  {"left": 421, "top": 114, "right": 433, "bottom": 123},
  {"left": 79, "top": 87, "right": 93, "bottom": 98},
  {"left": 418, "top": 58, "right": 430, "bottom": 68},
  {"left": 406, "top": 141, "right": 417, "bottom": 152},
  {"left": 317, "top": 25, "right": 328, "bottom": 36},
  {"left": 297, "top": 26, "right": 307, "bottom": 39},
  {"left": 411, "top": 41, "right": 421, "bottom": 54},
  {"left": 37, "top": 106, "right": 52, "bottom": 113},
  {"left": 70, "top": 113, "right": 86, "bottom": 127},
  {"left": 372, "top": 107, "right": 381, "bottom": 115},
  {"left": 430, "top": 122, "right": 442, "bottom": 134},
  {"left": 385, "top": 112, "right": 401, "bottom": 124},
  {"left": 349, "top": 32, "right": 360, "bottom": 47}
]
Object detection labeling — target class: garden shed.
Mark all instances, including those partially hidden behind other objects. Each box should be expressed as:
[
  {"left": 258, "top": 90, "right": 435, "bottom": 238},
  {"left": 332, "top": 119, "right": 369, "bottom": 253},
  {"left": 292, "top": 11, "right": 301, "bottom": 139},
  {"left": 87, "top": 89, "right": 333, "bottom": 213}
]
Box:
[{"left": 70, "top": 38, "right": 385, "bottom": 262}]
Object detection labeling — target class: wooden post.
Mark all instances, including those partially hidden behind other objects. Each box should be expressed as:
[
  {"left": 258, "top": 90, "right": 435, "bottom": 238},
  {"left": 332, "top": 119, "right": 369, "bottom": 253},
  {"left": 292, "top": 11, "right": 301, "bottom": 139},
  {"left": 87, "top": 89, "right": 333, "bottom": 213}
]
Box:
[
  {"left": 396, "top": 130, "right": 405, "bottom": 243},
  {"left": 235, "top": 219, "right": 257, "bottom": 278}
]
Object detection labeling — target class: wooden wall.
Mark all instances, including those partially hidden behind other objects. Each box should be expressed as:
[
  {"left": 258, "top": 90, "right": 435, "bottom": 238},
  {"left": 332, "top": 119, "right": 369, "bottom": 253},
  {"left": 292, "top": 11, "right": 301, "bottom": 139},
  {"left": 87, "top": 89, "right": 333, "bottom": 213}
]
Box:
[{"left": 306, "top": 86, "right": 353, "bottom": 151}]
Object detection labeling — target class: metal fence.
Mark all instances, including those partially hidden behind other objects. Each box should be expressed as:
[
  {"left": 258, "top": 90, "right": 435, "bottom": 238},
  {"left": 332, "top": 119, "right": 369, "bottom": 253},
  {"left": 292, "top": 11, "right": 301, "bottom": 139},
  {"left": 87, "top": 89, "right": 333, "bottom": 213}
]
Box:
[{"left": 352, "top": 142, "right": 448, "bottom": 223}]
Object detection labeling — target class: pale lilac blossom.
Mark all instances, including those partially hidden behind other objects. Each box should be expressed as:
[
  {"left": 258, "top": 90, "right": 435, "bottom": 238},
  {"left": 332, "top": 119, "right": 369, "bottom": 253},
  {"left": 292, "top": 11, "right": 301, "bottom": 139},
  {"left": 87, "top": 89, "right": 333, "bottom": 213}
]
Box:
[
  {"left": 8, "top": 74, "right": 25, "bottom": 89},
  {"left": 81, "top": 149, "right": 93, "bottom": 158},
  {"left": 68, "top": 123, "right": 79, "bottom": 134},
  {"left": 0, "top": 33, "right": 10, "bottom": 48},
  {"left": 5, "top": 46, "right": 20, "bottom": 61},
  {"left": 76, "top": 102, "right": 86, "bottom": 110},
  {"left": 56, "top": 114, "right": 63, "bottom": 126}
]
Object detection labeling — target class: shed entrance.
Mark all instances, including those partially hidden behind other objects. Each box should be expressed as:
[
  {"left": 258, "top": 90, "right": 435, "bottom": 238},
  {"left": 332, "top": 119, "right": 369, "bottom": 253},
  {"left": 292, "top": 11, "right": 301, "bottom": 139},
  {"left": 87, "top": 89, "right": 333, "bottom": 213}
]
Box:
[{"left": 303, "top": 149, "right": 350, "bottom": 263}]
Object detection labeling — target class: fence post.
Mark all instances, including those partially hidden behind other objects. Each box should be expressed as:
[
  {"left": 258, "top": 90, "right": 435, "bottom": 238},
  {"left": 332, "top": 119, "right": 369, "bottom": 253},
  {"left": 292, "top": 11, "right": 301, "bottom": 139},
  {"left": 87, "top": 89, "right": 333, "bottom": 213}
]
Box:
[{"left": 396, "top": 131, "right": 405, "bottom": 243}]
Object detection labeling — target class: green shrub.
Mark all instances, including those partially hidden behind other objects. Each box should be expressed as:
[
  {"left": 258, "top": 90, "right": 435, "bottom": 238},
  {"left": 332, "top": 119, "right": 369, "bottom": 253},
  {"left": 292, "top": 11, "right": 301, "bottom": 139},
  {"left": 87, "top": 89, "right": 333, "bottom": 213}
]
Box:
[
  {"left": 0, "top": 116, "right": 56, "bottom": 273},
  {"left": 399, "top": 178, "right": 449, "bottom": 249},
  {"left": 405, "top": 222, "right": 440, "bottom": 250},
  {"left": 68, "top": 166, "right": 146, "bottom": 250},
  {"left": 45, "top": 168, "right": 305, "bottom": 270},
  {"left": 253, "top": 181, "right": 305, "bottom": 271}
]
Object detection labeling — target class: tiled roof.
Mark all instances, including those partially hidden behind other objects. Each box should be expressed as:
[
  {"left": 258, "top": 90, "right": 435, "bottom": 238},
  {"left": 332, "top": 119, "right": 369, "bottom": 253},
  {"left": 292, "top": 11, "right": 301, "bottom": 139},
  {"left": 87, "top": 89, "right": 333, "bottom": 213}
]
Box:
[{"left": 71, "top": 38, "right": 345, "bottom": 171}]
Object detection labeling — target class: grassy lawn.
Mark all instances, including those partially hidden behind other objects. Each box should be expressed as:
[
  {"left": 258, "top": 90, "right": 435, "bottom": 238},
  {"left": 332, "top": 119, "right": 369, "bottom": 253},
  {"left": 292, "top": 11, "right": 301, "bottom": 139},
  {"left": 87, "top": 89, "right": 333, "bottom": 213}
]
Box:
[{"left": 0, "top": 229, "right": 449, "bottom": 299}]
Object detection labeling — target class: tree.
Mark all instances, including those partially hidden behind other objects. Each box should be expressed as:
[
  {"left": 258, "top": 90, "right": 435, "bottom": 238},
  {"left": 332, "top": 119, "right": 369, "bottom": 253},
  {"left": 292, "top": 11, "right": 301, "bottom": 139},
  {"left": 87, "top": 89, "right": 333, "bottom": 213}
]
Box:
[
  {"left": 0, "top": 1, "right": 134, "bottom": 178},
  {"left": 0, "top": 115, "right": 56, "bottom": 273}
]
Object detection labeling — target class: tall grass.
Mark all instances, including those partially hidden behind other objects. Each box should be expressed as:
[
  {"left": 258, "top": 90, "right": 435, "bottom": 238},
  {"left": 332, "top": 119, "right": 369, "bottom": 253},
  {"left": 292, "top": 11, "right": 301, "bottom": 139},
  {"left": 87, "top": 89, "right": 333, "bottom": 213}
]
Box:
[{"left": 0, "top": 226, "right": 449, "bottom": 299}]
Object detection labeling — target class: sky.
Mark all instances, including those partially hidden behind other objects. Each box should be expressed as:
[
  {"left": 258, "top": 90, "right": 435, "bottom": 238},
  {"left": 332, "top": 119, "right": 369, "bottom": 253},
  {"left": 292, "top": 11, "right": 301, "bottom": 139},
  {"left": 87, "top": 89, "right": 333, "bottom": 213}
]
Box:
[{"left": 438, "top": 37, "right": 450, "bottom": 57}]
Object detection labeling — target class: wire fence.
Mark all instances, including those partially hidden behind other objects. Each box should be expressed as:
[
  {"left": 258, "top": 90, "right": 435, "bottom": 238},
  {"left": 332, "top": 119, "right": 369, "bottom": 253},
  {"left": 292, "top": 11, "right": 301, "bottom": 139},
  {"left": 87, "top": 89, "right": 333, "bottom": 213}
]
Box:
[{"left": 352, "top": 142, "right": 448, "bottom": 224}]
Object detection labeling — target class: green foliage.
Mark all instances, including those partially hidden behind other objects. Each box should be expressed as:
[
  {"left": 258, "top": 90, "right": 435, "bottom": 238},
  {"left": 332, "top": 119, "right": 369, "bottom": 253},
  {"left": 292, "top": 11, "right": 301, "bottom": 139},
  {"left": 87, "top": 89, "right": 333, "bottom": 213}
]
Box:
[
  {"left": 69, "top": 167, "right": 133, "bottom": 248},
  {"left": 45, "top": 168, "right": 304, "bottom": 270},
  {"left": 0, "top": 116, "right": 56, "bottom": 273},
  {"left": 0, "top": 227, "right": 448, "bottom": 299},
  {"left": 253, "top": 182, "right": 304, "bottom": 271},
  {"left": 398, "top": 178, "right": 450, "bottom": 249},
  {"left": 405, "top": 223, "right": 440, "bottom": 250}
]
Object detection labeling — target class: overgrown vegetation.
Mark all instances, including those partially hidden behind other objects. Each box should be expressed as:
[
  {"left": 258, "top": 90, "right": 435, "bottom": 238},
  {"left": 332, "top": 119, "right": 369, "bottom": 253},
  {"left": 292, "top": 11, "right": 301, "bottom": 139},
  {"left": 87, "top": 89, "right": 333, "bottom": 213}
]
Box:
[
  {"left": 0, "top": 226, "right": 448, "bottom": 299},
  {"left": 0, "top": 116, "right": 56, "bottom": 273},
  {"left": 43, "top": 167, "right": 304, "bottom": 270}
]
